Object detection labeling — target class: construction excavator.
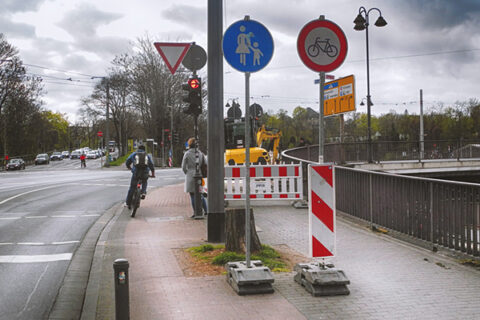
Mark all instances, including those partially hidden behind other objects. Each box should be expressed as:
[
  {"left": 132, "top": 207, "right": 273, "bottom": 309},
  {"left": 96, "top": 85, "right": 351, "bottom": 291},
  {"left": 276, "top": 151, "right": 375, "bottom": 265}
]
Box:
[{"left": 224, "top": 103, "right": 282, "bottom": 165}]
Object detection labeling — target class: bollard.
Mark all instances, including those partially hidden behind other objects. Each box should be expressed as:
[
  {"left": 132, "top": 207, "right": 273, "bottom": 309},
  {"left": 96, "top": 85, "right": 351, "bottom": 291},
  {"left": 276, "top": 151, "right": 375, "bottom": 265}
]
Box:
[{"left": 113, "top": 258, "right": 130, "bottom": 320}]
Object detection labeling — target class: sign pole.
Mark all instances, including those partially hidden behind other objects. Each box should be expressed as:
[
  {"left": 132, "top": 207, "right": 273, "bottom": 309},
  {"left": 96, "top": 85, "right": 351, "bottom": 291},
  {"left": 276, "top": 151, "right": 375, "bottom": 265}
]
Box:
[
  {"left": 245, "top": 71, "right": 251, "bottom": 268},
  {"left": 319, "top": 71, "right": 325, "bottom": 163}
]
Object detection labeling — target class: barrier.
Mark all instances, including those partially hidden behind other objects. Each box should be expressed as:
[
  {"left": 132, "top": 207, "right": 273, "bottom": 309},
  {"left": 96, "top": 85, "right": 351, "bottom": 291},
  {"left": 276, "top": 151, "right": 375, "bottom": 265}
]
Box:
[
  {"left": 308, "top": 164, "right": 335, "bottom": 258},
  {"left": 224, "top": 164, "right": 302, "bottom": 200}
]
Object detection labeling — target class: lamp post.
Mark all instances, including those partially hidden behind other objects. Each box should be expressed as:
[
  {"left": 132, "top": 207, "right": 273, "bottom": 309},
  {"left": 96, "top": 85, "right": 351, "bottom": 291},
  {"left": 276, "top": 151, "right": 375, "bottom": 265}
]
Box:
[
  {"left": 354, "top": 6, "right": 387, "bottom": 163},
  {"left": 92, "top": 76, "right": 110, "bottom": 166}
]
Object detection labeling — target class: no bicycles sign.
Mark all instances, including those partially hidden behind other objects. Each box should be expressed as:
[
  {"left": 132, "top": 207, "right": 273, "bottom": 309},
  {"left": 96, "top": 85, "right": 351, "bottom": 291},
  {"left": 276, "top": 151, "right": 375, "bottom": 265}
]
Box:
[{"left": 297, "top": 18, "right": 348, "bottom": 73}]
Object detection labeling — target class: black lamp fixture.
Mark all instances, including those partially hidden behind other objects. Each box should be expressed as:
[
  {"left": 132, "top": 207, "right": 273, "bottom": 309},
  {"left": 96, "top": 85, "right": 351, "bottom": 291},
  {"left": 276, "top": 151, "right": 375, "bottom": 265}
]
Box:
[{"left": 354, "top": 6, "right": 386, "bottom": 163}]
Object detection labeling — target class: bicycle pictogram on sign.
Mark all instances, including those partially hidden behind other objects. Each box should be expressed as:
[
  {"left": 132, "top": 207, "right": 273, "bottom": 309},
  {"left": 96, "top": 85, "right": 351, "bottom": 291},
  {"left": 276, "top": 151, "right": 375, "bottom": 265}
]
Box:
[{"left": 307, "top": 37, "right": 338, "bottom": 58}]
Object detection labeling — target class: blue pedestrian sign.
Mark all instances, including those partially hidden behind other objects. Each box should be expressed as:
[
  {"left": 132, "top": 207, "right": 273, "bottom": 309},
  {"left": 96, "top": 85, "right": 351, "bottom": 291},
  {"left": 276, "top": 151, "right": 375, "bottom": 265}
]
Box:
[{"left": 223, "top": 18, "right": 274, "bottom": 73}]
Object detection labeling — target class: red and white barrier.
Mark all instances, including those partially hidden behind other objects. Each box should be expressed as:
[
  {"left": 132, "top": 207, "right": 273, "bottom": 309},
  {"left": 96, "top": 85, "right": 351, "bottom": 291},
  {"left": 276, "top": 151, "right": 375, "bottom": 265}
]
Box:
[
  {"left": 224, "top": 164, "right": 302, "bottom": 200},
  {"left": 308, "top": 165, "right": 335, "bottom": 258}
]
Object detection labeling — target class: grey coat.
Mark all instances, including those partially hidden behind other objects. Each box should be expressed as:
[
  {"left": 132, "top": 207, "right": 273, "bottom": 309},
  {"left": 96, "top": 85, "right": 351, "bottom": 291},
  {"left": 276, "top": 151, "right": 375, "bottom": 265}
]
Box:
[{"left": 181, "top": 148, "right": 207, "bottom": 193}]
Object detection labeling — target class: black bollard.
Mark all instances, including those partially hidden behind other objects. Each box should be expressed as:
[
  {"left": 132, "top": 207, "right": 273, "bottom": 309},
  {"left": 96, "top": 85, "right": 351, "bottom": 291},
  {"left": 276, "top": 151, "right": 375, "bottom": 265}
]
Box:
[{"left": 113, "top": 258, "right": 130, "bottom": 320}]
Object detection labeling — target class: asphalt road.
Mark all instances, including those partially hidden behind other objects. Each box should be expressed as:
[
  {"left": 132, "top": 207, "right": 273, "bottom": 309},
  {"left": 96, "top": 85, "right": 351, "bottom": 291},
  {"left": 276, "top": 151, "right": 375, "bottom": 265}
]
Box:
[{"left": 0, "top": 157, "right": 184, "bottom": 320}]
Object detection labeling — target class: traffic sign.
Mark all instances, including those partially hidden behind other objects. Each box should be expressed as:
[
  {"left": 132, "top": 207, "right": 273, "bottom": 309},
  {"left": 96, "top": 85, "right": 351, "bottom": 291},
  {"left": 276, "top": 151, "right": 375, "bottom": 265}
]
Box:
[
  {"left": 223, "top": 19, "right": 274, "bottom": 73},
  {"left": 324, "top": 75, "right": 356, "bottom": 117},
  {"left": 182, "top": 43, "right": 207, "bottom": 71},
  {"left": 97, "top": 131, "right": 103, "bottom": 137},
  {"left": 153, "top": 42, "right": 191, "bottom": 74},
  {"left": 297, "top": 19, "right": 347, "bottom": 73}
]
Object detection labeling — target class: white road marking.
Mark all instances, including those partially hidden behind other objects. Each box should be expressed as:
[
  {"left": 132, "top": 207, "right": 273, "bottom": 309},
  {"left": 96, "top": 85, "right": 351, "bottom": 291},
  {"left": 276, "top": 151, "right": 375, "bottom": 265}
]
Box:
[
  {"left": 18, "top": 242, "right": 45, "bottom": 246},
  {"left": 82, "top": 214, "right": 100, "bottom": 217},
  {"left": 51, "top": 240, "right": 80, "bottom": 245},
  {"left": 25, "top": 216, "right": 47, "bottom": 219},
  {"left": 0, "top": 185, "right": 59, "bottom": 205},
  {"left": 51, "top": 215, "right": 77, "bottom": 218},
  {"left": 0, "top": 253, "right": 72, "bottom": 263},
  {"left": 0, "top": 217, "right": 21, "bottom": 220},
  {"left": 0, "top": 243, "right": 13, "bottom": 245}
]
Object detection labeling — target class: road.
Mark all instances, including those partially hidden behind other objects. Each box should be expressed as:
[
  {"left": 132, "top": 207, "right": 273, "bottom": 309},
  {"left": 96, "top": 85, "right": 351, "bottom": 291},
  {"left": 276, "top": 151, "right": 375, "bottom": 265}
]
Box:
[{"left": 0, "top": 157, "right": 184, "bottom": 320}]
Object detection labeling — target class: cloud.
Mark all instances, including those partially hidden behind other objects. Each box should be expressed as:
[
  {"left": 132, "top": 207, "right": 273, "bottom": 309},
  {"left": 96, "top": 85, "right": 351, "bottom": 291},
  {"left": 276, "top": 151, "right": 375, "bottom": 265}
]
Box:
[
  {"left": 57, "top": 3, "right": 128, "bottom": 57},
  {"left": 0, "top": 17, "right": 36, "bottom": 38},
  {"left": 2, "top": 0, "right": 48, "bottom": 14},
  {"left": 161, "top": 4, "right": 206, "bottom": 32}
]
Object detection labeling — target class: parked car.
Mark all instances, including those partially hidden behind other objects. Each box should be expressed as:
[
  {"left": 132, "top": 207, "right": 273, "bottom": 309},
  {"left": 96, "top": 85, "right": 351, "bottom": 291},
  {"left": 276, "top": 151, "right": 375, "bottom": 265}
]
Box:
[
  {"left": 50, "top": 151, "right": 63, "bottom": 161},
  {"left": 70, "top": 150, "right": 81, "bottom": 159},
  {"left": 35, "top": 153, "right": 50, "bottom": 165},
  {"left": 86, "top": 151, "right": 98, "bottom": 159},
  {"left": 61, "top": 151, "right": 70, "bottom": 158},
  {"left": 6, "top": 158, "right": 26, "bottom": 170}
]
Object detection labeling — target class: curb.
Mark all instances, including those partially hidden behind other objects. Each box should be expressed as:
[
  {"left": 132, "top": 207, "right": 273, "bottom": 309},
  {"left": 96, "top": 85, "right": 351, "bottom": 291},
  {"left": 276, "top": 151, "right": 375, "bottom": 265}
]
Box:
[{"left": 48, "top": 203, "right": 124, "bottom": 320}]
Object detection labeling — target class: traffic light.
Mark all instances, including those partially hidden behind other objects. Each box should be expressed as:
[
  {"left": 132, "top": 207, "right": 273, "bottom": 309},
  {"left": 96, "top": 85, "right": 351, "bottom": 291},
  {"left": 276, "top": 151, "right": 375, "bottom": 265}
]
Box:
[
  {"left": 182, "top": 76, "right": 202, "bottom": 116},
  {"left": 173, "top": 131, "right": 179, "bottom": 143}
]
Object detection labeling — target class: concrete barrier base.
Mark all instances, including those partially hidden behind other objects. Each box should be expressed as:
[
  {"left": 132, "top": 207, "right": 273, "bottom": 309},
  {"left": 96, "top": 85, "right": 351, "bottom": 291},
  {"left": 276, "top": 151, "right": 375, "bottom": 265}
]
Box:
[
  {"left": 225, "top": 260, "right": 274, "bottom": 295},
  {"left": 294, "top": 262, "right": 350, "bottom": 296}
]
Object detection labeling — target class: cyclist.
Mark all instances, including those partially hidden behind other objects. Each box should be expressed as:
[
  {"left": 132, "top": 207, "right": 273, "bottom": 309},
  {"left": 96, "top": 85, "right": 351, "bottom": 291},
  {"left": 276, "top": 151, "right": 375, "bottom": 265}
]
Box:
[{"left": 125, "top": 145, "right": 155, "bottom": 209}]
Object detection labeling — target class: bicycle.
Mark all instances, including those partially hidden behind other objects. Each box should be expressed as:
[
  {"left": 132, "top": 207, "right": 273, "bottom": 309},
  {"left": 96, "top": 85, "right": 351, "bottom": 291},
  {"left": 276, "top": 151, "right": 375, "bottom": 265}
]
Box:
[
  {"left": 130, "top": 174, "right": 154, "bottom": 218},
  {"left": 307, "top": 38, "right": 338, "bottom": 58}
]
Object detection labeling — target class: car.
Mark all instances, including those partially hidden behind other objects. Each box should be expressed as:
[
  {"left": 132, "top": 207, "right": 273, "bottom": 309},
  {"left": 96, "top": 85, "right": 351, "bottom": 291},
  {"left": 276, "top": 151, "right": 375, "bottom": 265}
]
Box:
[
  {"left": 61, "top": 151, "right": 70, "bottom": 158},
  {"left": 50, "top": 151, "right": 63, "bottom": 161},
  {"left": 6, "top": 158, "right": 26, "bottom": 170},
  {"left": 35, "top": 153, "right": 50, "bottom": 165},
  {"left": 70, "top": 150, "right": 81, "bottom": 159},
  {"left": 86, "top": 151, "right": 98, "bottom": 159}
]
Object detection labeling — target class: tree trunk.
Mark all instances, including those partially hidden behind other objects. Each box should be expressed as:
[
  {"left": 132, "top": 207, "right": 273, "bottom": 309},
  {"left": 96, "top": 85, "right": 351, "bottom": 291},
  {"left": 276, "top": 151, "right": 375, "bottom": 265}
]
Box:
[{"left": 225, "top": 208, "right": 262, "bottom": 253}]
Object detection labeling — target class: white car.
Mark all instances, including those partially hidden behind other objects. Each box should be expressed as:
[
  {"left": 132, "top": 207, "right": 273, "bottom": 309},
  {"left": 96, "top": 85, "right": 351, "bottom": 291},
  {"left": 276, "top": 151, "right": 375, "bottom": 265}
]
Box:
[{"left": 86, "top": 151, "right": 98, "bottom": 159}]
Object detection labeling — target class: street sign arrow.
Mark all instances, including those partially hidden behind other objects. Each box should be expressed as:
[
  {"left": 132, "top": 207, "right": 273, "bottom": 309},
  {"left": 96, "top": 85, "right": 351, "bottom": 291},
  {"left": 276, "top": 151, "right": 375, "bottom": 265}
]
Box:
[{"left": 153, "top": 42, "right": 191, "bottom": 74}]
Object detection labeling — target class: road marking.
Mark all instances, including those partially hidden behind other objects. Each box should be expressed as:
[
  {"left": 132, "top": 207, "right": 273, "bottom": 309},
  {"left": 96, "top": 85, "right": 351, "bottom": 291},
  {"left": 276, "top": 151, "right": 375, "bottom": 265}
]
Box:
[
  {"left": 0, "top": 217, "right": 21, "bottom": 220},
  {"left": 82, "top": 214, "right": 100, "bottom": 217},
  {"left": 25, "top": 216, "right": 47, "bottom": 219},
  {"left": 0, "top": 185, "right": 59, "bottom": 205},
  {"left": 18, "top": 242, "right": 45, "bottom": 246},
  {"left": 52, "top": 240, "right": 80, "bottom": 245},
  {"left": 51, "top": 215, "right": 77, "bottom": 218},
  {"left": 0, "top": 243, "right": 14, "bottom": 246},
  {"left": 0, "top": 253, "right": 72, "bottom": 263}
]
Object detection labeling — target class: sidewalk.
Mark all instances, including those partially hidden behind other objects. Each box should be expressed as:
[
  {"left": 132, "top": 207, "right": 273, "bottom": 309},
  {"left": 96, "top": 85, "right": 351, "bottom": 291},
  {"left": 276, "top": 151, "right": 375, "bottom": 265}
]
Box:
[{"left": 82, "top": 183, "right": 480, "bottom": 320}]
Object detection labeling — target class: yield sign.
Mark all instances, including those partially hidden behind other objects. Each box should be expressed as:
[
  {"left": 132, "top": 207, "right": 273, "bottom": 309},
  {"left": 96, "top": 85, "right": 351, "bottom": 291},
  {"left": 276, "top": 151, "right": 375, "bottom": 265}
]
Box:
[{"left": 153, "top": 42, "right": 191, "bottom": 74}]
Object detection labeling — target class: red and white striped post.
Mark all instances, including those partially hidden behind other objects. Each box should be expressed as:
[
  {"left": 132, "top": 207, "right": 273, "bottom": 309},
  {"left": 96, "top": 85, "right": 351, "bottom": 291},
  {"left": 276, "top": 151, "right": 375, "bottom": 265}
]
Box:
[{"left": 308, "top": 164, "right": 335, "bottom": 258}]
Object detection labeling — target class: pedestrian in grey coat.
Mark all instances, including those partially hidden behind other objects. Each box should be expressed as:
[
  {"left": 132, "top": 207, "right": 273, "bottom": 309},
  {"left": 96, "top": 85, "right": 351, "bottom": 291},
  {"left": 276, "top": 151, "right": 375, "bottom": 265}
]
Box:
[{"left": 181, "top": 138, "right": 207, "bottom": 217}]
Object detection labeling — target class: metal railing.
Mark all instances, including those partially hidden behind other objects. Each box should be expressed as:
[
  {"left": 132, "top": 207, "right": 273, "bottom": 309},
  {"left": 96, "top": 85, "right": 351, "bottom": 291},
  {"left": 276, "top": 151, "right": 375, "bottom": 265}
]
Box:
[
  {"left": 336, "top": 167, "right": 479, "bottom": 256},
  {"left": 283, "top": 139, "right": 480, "bottom": 164},
  {"left": 282, "top": 146, "right": 480, "bottom": 257}
]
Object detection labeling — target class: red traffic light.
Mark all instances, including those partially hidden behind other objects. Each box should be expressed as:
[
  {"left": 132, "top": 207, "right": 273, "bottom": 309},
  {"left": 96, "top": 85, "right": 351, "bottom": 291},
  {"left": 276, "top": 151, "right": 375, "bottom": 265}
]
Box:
[{"left": 188, "top": 78, "right": 200, "bottom": 89}]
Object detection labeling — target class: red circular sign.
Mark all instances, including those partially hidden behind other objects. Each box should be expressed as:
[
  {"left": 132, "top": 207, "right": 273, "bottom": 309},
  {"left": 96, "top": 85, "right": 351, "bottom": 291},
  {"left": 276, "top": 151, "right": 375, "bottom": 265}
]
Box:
[
  {"left": 297, "top": 19, "right": 348, "bottom": 72},
  {"left": 97, "top": 131, "right": 103, "bottom": 137}
]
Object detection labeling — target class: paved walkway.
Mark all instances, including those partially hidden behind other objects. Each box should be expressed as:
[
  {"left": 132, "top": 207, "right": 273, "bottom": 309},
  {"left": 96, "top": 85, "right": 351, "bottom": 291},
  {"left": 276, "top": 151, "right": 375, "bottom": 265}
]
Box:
[{"left": 80, "top": 183, "right": 480, "bottom": 320}]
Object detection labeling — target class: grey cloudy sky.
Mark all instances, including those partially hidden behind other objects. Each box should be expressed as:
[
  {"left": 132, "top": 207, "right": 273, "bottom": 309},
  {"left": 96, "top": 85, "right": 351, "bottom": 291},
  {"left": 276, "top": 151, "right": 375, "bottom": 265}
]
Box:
[{"left": 2, "top": 0, "right": 480, "bottom": 123}]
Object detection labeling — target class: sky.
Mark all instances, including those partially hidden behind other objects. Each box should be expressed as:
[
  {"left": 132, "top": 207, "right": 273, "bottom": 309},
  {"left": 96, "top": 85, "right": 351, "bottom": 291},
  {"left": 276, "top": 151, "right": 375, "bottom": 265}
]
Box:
[{"left": 2, "top": 0, "right": 480, "bottom": 123}]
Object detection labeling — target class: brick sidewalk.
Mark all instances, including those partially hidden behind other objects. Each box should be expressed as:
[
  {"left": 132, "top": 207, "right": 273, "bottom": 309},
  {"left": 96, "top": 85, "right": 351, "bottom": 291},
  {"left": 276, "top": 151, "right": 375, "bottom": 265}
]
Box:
[
  {"left": 90, "top": 183, "right": 480, "bottom": 320},
  {"left": 94, "top": 184, "right": 305, "bottom": 319}
]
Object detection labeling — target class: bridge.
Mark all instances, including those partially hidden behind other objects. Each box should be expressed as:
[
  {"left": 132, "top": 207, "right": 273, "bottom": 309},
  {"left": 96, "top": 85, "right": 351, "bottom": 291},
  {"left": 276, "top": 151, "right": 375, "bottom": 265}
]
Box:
[{"left": 282, "top": 142, "right": 480, "bottom": 258}]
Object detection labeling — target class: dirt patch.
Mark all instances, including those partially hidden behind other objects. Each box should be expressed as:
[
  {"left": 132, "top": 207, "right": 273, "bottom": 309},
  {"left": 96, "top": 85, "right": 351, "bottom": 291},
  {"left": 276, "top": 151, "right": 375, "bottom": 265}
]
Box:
[{"left": 173, "top": 244, "right": 307, "bottom": 277}]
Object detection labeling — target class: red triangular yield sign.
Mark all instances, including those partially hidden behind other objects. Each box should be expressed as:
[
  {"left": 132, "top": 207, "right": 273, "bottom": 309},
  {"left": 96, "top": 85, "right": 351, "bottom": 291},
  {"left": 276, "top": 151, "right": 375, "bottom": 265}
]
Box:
[{"left": 153, "top": 42, "right": 191, "bottom": 75}]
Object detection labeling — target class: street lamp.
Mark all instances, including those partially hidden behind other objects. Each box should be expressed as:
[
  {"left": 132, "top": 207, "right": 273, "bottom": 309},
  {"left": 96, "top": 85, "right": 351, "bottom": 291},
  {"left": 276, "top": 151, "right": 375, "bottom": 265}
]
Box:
[
  {"left": 354, "top": 6, "right": 387, "bottom": 163},
  {"left": 91, "top": 76, "right": 110, "bottom": 166}
]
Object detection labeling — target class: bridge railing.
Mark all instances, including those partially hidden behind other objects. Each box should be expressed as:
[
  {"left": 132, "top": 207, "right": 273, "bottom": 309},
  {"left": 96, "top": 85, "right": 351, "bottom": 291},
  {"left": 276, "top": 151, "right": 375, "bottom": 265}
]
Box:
[
  {"left": 336, "top": 166, "right": 480, "bottom": 257},
  {"left": 283, "top": 139, "right": 480, "bottom": 164}
]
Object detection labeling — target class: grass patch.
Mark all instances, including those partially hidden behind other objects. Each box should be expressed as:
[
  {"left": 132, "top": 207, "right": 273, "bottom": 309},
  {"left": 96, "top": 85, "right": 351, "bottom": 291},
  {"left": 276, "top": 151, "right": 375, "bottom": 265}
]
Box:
[
  {"left": 208, "top": 244, "right": 287, "bottom": 271},
  {"left": 108, "top": 154, "right": 128, "bottom": 166}
]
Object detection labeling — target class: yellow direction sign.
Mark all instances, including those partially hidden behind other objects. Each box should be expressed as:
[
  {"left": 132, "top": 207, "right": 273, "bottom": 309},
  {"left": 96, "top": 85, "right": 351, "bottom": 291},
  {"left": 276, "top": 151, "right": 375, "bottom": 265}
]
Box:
[{"left": 323, "top": 74, "right": 355, "bottom": 117}]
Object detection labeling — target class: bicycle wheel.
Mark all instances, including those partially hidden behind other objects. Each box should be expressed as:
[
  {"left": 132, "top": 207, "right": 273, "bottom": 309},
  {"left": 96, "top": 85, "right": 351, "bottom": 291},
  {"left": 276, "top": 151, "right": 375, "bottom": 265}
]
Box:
[
  {"left": 131, "top": 190, "right": 140, "bottom": 217},
  {"left": 307, "top": 44, "right": 319, "bottom": 57},
  {"left": 326, "top": 45, "right": 338, "bottom": 58}
]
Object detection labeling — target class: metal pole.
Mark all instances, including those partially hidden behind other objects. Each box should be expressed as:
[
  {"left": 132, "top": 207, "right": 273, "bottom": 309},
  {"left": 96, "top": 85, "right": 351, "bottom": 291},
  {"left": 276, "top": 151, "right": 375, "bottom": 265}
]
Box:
[
  {"left": 170, "top": 105, "right": 174, "bottom": 166},
  {"left": 319, "top": 72, "right": 325, "bottom": 163},
  {"left": 113, "top": 258, "right": 129, "bottom": 320},
  {"left": 194, "top": 115, "right": 202, "bottom": 217},
  {"left": 318, "top": 15, "right": 325, "bottom": 164},
  {"left": 162, "top": 129, "right": 165, "bottom": 168},
  {"left": 245, "top": 71, "right": 251, "bottom": 268},
  {"left": 365, "top": 22, "right": 372, "bottom": 163},
  {"left": 207, "top": 0, "right": 225, "bottom": 242},
  {"left": 419, "top": 89, "right": 424, "bottom": 160},
  {"left": 105, "top": 81, "right": 110, "bottom": 167}
]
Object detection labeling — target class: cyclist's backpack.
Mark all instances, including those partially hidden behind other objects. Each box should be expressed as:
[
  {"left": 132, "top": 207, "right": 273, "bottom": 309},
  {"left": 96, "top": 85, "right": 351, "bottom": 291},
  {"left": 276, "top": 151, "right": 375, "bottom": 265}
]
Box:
[{"left": 134, "top": 151, "right": 147, "bottom": 169}]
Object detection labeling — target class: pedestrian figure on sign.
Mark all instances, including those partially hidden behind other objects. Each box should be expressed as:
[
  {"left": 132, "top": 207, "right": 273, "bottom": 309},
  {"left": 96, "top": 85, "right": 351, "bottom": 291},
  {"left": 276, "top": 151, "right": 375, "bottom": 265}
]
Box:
[
  {"left": 236, "top": 25, "right": 252, "bottom": 66},
  {"left": 250, "top": 42, "right": 263, "bottom": 66}
]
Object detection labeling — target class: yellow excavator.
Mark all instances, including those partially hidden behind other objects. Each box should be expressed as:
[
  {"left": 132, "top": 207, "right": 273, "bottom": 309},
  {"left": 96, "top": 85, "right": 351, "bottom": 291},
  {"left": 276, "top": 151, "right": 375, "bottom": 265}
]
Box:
[{"left": 256, "top": 125, "right": 282, "bottom": 164}]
